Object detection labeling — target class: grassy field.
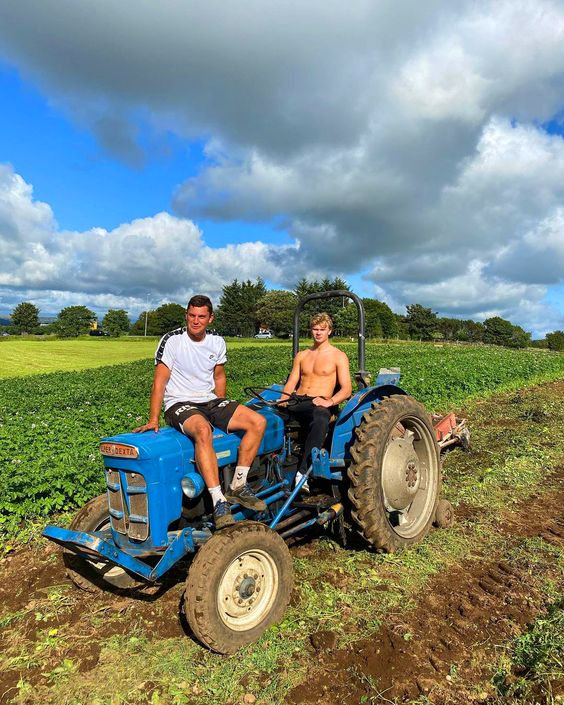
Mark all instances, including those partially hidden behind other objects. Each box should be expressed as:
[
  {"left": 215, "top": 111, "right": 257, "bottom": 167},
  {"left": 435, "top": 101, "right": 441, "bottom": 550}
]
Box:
[
  {"left": 0, "top": 337, "right": 159, "bottom": 378},
  {"left": 0, "top": 336, "right": 292, "bottom": 379}
]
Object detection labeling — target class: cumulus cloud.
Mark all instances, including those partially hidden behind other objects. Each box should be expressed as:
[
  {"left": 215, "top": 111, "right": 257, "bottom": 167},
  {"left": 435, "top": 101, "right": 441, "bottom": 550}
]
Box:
[
  {"left": 0, "top": 165, "right": 294, "bottom": 313},
  {"left": 1, "top": 1, "right": 564, "bottom": 334}
]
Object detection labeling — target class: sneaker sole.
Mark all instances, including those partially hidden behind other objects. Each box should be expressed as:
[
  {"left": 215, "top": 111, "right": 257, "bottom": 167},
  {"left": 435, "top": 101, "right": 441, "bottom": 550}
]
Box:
[
  {"left": 225, "top": 494, "right": 267, "bottom": 512},
  {"left": 215, "top": 514, "right": 236, "bottom": 529}
]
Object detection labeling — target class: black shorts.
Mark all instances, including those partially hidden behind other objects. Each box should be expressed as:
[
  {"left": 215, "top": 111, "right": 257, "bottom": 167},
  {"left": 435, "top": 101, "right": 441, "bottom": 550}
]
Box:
[{"left": 164, "top": 398, "right": 240, "bottom": 434}]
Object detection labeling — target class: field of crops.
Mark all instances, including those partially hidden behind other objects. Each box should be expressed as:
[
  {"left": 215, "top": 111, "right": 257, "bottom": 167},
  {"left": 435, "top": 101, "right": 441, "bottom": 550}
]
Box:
[{"left": 0, "top": 342, "right": 562, "bottom": 534}]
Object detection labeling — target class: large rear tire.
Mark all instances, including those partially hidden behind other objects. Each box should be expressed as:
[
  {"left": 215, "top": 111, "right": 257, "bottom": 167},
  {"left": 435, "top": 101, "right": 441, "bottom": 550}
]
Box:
[
  {"left": 184, "top": 521, "right": 293, "bottom": 653},
  {"left": 347, "top": 395, "right": 441, "bottom": 552},
  {"left": 63, "top": 494, "right": 146, "bottom": 592}
]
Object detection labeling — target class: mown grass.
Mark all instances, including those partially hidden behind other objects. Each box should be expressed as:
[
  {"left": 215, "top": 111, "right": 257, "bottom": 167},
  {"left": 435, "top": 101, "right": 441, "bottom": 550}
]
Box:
[
  {"left": 0, "top": 337, "right": 159, "bottom": 378},
  {"left": 0, "top": 336, "right": 295, "bottom": 379},
  {"left": 2, "top": 381, "right": 562, "bottom": 705}
]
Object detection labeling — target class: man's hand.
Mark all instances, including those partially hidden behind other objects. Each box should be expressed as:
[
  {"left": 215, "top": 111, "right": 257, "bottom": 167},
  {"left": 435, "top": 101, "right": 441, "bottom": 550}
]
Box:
[
  {"left": 132, "top": 419, "right": 160, "bottom": 433},
  {"left": 312, "top": 397, "right": 333, "bottom": 408}
]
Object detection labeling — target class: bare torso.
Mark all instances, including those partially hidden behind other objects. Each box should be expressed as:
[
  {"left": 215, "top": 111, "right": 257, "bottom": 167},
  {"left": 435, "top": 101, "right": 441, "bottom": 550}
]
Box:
[{"left": 295, "top": 345, "right": 343, "bottom": 398}]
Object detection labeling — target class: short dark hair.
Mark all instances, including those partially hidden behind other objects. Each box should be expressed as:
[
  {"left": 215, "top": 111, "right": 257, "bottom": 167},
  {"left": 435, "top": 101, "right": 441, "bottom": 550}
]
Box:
[{"left": 187, "top": 295, "right": 213, "bottom": 315}]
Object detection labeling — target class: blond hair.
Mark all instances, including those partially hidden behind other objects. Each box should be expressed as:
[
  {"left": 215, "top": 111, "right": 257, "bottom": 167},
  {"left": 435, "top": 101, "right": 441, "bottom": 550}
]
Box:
[{"left": 310, "top": 312, "right": 333, "bottom": 330}]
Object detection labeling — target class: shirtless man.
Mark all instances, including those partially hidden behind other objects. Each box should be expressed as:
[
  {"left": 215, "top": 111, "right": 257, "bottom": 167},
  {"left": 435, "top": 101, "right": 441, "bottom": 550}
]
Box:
[{"left": 280, "top": 312, "right": 352, "bottom": 487}]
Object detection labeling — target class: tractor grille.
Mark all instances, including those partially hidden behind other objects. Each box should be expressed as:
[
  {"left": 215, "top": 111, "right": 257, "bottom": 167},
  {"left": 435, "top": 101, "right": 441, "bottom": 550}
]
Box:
[{"left": 106, "top": 469, "right": 149, "bottom": 541}]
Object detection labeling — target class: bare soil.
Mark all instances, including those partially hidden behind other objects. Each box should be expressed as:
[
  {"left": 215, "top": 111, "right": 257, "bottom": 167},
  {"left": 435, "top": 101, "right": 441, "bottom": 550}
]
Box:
[{"left": 287, "top": 470, "right": 563, "bottom": 705}]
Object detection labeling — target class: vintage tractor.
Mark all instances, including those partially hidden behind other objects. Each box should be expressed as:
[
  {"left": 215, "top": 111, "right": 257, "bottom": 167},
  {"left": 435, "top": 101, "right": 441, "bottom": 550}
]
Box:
[{"left": 43, "top": 291, "right": 465, "bottom": 653}]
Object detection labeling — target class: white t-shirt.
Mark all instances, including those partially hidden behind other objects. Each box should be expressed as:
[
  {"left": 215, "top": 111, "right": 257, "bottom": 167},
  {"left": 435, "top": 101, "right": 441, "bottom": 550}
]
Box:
[{"left": 155, "top": 328, "right": 227, "bottom": 410}]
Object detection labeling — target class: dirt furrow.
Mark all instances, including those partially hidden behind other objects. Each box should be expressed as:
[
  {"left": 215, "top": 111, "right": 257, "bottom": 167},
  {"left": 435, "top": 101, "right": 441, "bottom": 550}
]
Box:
[{"left": 287, "top": 469, "right": 564, "bottom": 705}]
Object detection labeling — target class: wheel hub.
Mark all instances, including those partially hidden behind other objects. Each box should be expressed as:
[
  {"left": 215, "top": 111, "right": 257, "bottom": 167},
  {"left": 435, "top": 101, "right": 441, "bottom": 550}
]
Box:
[
  {"left": 382, "top": 438, "right": 421, "bottom": 510},
  {"left": 405, "top": 461, "right": 418, "bottom": 487},
  {"left": 236, "top": 574, "right": 258, "bottom": 601},
  {"left": 218, "top": 550, "right": 278, "bottom": 631}
]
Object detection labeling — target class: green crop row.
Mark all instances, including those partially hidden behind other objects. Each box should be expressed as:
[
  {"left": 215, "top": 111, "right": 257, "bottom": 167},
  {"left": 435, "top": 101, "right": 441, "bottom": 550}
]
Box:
[{"left": 0, "top": 343, "right": 562, "bottom": 533}]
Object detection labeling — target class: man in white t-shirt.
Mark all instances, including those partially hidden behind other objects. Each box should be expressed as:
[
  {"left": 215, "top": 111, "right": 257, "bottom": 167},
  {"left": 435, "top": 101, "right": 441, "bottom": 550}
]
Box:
[{"left": 133, "top": 295, "right": 267, "bottom": 528}]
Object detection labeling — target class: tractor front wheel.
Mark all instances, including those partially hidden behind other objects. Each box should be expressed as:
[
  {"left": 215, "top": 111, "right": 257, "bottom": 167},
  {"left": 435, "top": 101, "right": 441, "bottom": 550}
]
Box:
[
  {"left": 184, "top": 521, "right": 293, "bottom": 653},
  {"left": 347, "top": 395, "right": 441, "bottom": 552},
  {"left": 63, "top": 494, "right": 146, "bottom": 593}
]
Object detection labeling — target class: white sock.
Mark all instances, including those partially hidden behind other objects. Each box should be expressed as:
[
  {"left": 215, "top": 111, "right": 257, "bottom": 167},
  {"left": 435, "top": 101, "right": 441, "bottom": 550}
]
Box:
[
  {"left": 209, "top": 485, "right": 226, "bottom": 507},
  {"left": 230, "top": 466, "right": 250, "bottom": 490}
]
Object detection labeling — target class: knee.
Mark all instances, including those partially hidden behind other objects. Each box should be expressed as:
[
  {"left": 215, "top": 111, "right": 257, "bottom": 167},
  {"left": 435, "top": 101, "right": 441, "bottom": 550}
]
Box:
[
  {"left": 313, "top": 408, "right": 330, "bottom": 430},
  {"left": 188, "top": 421, "right": 212, "bottom": 444},
  {"left": 253, "top": 413, "right": 267, "bottom": 435}
]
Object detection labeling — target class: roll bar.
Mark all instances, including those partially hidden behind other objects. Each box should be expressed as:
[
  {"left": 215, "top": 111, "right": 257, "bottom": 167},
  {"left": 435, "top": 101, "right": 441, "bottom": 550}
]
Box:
[{"left": 292, "top": 290, "right": 371, "bottom": 389}]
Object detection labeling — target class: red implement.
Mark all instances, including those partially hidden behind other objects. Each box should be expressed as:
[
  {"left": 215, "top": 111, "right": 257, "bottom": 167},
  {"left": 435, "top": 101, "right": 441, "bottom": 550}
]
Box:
[{"left": 432, "top": 413, "right": 470, "bottom": 451}]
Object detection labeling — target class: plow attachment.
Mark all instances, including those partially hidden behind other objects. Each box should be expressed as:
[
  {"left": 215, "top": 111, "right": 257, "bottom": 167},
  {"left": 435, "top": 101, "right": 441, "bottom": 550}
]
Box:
[{"left": 432, "top": 413, "right": 470, "bottom": 452}]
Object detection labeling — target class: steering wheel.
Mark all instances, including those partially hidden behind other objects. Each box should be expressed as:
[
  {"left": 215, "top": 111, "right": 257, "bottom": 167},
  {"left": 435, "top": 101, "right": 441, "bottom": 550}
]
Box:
[{"left": 244, "top": 387, "right": 299, "bottom": 408}]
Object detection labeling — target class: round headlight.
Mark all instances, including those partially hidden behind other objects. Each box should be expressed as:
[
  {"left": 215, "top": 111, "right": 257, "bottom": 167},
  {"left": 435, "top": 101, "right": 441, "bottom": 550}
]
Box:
[{"left": 181, "top": 474, "right": 205, "bottom": 499}]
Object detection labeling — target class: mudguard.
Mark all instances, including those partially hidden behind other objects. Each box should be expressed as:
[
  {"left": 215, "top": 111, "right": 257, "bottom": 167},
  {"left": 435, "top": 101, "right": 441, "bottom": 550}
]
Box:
[{"left": 330, "top": 383, "right": 407, "bottom": 460}]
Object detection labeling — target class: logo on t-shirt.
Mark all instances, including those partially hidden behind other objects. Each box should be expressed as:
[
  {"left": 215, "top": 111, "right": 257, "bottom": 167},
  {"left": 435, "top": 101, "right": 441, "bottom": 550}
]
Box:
[{"left": 209, "top": 354, "right": 215, "bottom": 360}]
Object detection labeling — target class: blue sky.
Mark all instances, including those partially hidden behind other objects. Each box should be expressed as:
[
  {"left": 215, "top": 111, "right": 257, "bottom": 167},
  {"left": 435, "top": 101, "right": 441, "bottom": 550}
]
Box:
[{"left": 0, "top": 1, "right": 563, "bottom": 336}]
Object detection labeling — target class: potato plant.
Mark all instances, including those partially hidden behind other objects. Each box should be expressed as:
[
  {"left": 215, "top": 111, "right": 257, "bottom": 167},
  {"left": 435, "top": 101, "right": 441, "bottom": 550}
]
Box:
[{"left": 0, "top": 343, "right": 562, "bottom": 533}]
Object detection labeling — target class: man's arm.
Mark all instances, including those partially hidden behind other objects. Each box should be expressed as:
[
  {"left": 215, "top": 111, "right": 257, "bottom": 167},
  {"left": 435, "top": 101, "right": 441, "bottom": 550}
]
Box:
[
  {"left": 332, "top": 351, "right": 353, "bottom": 405},
  {"left": 132, "top": 362, "right": 171, "bottom": 433},
  {"left": 280, "top": 353, "right": 302, "bottom": 403},
  {"left": 213, "top": 364, "right": 227, "bottom": 397}
]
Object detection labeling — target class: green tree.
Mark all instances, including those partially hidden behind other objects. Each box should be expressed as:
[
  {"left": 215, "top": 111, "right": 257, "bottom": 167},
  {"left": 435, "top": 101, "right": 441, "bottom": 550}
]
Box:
[
  {"left": 437, "top": 317, "right": 462, "bottom": 341},
  {"left": 130, "top": 310, "right": 158, "bottom": 336},
  {"left": 395, "top": 317, "right": 410, "bottom": 340},
  {"left": 456, "top": 319, "right": 484, "bottom": 343},
  {"left": 11, "top": 301, "right": 39, "bottom": 334},
  {"left": 293, "top": 277, "right": 351, "bottom": 334},
  {"left": 370, "top": 299, "right": 399, "bottom": 338},
  {"left": 483, "top": 316, "right": 514, "bottom": 346},
  {"left": 56, "top": 306, "right": 96, "bottom": 338},
  {"left": 333, "top": 304, "right": 358, "bottom": 336},
  {"left": 152, "top": 303, "right": 186, "bottom": 335},
  {"left": 255, "top": 290, "right": 297, "bottom": 337},
  {"left": 483, "top": 317, "right": 530, "bottom": 348},
  {"left": 333, "top": 301, "right": 383, "bottom": 338},
  {"left": 545, "top": 330, "right": 564, "bottom": 351},
  {"left": 405, "top": 304, "right": 438, "bottom": 340},
  {"left": 363, "top": 298, "right": 397, "bottom": 338},
  {"left": 130, "top": 304, "right": 186, "bottom": 336},
  {"left": 102, "top": 309, "right": 131, "bottom": 337},
  {"left": 216, "top": 278, "right": 267, "bottom": 336}
]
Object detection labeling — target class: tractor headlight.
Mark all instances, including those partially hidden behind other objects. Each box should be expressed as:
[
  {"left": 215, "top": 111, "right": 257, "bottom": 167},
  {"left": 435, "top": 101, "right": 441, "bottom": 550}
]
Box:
[{"left": 181, "top": 474, "right": 205, "bottom": 499}]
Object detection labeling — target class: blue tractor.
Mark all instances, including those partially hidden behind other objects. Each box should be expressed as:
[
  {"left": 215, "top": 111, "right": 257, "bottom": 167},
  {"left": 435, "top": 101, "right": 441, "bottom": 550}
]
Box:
[{"left": 43, "top": 291, "right": 458, "bottom": 653}]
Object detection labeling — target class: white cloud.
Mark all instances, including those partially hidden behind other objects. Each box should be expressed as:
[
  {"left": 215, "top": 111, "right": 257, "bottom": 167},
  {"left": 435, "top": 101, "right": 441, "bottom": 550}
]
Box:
[
  {"left": 1, "top": 1, "right": 564, "bottom": 334},
  {"left": 0, "top": 165, "right": 292, "bottom": 314}
]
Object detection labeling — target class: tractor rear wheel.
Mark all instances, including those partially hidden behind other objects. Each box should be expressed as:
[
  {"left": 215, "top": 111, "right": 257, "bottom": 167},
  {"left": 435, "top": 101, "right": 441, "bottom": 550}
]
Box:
[
  {"left": 184, "top": 521, "right": 293, "bottom": 653},
  {"left": 63, "top": 494, "right": 145, "bottom": 592},
  {"left": 347, "top": 395, "right": 441, "bottom": 552}
]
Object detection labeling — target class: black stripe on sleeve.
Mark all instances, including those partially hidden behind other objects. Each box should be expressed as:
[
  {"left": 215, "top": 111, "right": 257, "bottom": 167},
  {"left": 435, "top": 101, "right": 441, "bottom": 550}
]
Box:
[{"left": 155, "top": 327, "right": 185, "bottom": 365}]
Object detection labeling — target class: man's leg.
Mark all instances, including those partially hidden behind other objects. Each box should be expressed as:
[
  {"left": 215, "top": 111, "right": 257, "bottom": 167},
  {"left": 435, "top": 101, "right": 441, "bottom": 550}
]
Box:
[
  {"left": 182, "top": 414, "right": 234, "bottom": 528},
  {"left": 298, "top": 402, "right": 331, "bottom": 473},
  {"left": 224, "top": 406, "right": 267, "bottom": 511},
  {"left": 227, "top": 405, "right": 267, "bottom": 467}
]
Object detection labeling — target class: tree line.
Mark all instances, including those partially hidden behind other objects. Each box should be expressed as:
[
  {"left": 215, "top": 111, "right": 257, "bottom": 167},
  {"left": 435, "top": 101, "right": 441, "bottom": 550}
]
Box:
[{"left": 3, "top": 282, "right": 564, "bottom": 351}]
